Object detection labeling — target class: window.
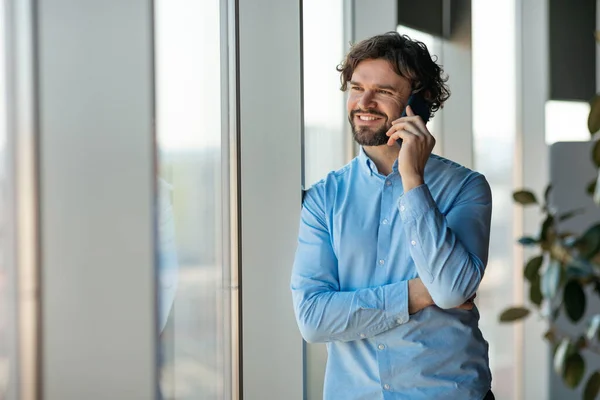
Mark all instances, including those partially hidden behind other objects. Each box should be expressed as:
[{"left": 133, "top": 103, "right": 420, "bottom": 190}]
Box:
[
  {"left": 154, "top": 0, "right": 236, "bottom": 398},
  {"left": 545, "top": 100, "right": 591, "bottom": 145},
  {"left": 472, "top": 2, "right": 519, "bottom": 399},
  {"left": 303, "top": 0, "right": 347, "bottom": 188},
  {"left": 302, "top": 0, "right": 347, "bottom": 398},
  {"left": 0, "top": 0, "right": 15, "bottom": 396}
]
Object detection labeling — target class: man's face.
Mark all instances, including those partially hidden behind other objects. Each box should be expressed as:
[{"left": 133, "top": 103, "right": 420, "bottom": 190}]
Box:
[{"left": 347, "top": 59, "right": 411, "bottom": 146}]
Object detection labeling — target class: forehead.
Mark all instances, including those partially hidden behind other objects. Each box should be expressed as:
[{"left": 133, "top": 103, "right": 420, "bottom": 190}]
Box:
[{"left": 351, "top": 59, "right": 410, "bottom": 92}]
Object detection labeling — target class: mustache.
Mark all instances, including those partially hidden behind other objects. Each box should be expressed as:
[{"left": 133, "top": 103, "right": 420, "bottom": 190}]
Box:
[{"left": 350, "top": 109, "right": 387, "bottom": 119}]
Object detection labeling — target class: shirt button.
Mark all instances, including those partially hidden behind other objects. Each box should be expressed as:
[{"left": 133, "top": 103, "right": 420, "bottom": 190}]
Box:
[
  {"left": 382, "top": 219, "right": 388, "bottom": 225},
  {"left": 411, "top": 240, "right": 416, "bottom": 246},
  {"left": 360, "top": 333, "right": 366, "bottom": 338},
  {"left": 383, "top": 384, "right": 391, "bottom": 390},
  {"left": 385, "top": 181, "right": 392, "bottom": 186},
  {"left": 378, "top": 259, "right": 385, "bottom": 266},
  {"left": 400, "top": 205, "right": 405, "bottom": 211},
  {"left": 378, "top": 344, "right": 385, "bottom": 350},
  {"left": 396, "top": 318, "right": 403, "bottom": 324}
]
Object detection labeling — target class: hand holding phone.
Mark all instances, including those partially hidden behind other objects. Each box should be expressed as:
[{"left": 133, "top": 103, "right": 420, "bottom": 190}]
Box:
[{"left": 401, "top": 93, "right": 430, "bottom": 122}]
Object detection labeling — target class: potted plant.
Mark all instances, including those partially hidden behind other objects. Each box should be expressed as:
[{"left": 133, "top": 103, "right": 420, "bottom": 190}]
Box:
[{"left": 499, "top": 32, "right": 600, "bottom": 400}]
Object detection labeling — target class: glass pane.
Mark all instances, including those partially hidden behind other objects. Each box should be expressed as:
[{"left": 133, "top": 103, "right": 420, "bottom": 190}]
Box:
[
  {"left": 302, "top": 0, "right": 346, "bottom": 398},
  {"left": 0, "top": 0, "right": 15, "bottom": 397},
  {"left": 303, "top": 0, "right": 346, "bottom": 188},
  {"left": 154, "top": 0, "right": 233, "bottom": 399},
  {"left": 472, "top": 2, "right": 518, "bottom": 399},
  {"left": 545, "top": 100, "right": 591, "bottom": 145}
]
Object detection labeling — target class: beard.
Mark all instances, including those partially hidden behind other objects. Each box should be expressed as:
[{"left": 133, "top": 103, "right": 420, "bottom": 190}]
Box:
[{"left": 349, "top": 109, "right": 392, "bottom": 146}]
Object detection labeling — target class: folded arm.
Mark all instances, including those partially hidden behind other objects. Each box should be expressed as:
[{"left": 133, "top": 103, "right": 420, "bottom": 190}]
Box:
[
  {"left": 291, "top": 186, "right": 410, "bottom": 344},
  {"left": 398, "top": 175, "right": 492, "bottom": 309}
]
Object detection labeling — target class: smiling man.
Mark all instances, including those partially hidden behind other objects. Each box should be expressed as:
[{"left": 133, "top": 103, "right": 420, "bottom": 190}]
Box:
[{"left": 291, "top": 32, "right": 494, "bottom": 400}]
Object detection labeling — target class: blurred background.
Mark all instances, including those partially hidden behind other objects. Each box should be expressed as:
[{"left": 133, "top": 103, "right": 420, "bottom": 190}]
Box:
[{"left": 1, "top": 0, "right": 599, "bottom": 399}]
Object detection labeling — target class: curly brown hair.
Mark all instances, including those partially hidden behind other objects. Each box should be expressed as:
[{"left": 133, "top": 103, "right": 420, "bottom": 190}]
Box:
[{"left": 337, "top": 31, "right": 450, "bottom": 116}]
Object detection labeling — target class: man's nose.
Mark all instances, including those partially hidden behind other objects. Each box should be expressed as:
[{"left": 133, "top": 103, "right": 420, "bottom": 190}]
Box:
[{"left": 357, "top": 90, "right": 376, "bottom": 109}]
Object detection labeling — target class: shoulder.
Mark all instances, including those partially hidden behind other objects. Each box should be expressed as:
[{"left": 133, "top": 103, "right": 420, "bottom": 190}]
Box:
[
  {"left": 428, "top": 154, "right": 488, "bottom": 183},
  {"left": 304, "top": 158, "right": 356, "bottom": 198},
  {"left": 301, "top": 158, "right": 360, "bottom": 218},
  {"left": 427, "top": 154, "right": 491, "bottom": 201}
]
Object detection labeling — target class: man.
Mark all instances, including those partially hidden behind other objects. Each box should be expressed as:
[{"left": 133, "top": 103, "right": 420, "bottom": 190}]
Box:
[{"left": 291, "top": 32, "right": 494, "bottom": 400}]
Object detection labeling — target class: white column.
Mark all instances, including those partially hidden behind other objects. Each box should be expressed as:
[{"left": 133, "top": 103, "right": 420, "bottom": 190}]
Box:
[
  {"left": 36, "top": 1, "right": 157, "bottom": 398},
  {"left": 238, "top": 0, "right": 304, "bottom": 398},
  {"left": 5, "top": 0, "right": 41, "bottom": 399}
]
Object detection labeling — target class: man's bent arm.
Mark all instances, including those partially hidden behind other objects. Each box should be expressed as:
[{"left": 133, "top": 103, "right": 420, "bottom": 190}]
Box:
[
  {"left": 291, "top": 187, "right": 411, "bottom": 344},
  {"left": 398, "top": 174, "right": 492, "bottom": 309}
]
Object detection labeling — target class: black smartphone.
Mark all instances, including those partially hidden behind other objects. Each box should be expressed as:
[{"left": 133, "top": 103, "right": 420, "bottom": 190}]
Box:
[{"left": 401, "top": 93, "right": 430, "bottom": 123}]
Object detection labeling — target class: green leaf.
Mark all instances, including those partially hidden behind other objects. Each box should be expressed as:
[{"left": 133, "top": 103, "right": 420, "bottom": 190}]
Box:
[
  {"left": 558, "top": 208, "right": 585, "bottom": 222},
  {"left": 544, "top": 184, "right": 552, "bottom": 204},
  {"left": 587, "top": 179, "right": 597, "bottom": 196},
  {"left": 575, "top": 335, "right": 588, "bottom": 350},
  {"left": 565, "top": 259, "right": 594, "bottom": 279},
  {"left": 513, "top": 190, "right": 538, "bottom": 205},
  {"left": 593, "top": 140, "right": 600, "bottom": 167},
  {"left": 554, "top": 338, "right": 574, "bottom": 376},
  {"left": 544, "top": 329, "right": 556, "bottom": 343},
  {"left": 587, "top": 315, "right": 600, "bottom": 342},
  {"left": 575, "top": 223, "right": 600, "bottom": 260},
  {"left": 589, "top": 94, "right": 600, "bottom": 135},
  {"left": 541, "top": 259, "right": 562, "bottom": 299},
  {"left": 540, "top": 215, "right": 555, "bottom": 244},
  {"left": 518, "top": 236, "right": 538, "bottom": 246},
  {"left": 595, "top": 281, "right": 600, "bottom": 298},
  {"left": 524, "top": 255, "right": 544, "bottom": 282},
  {"left": 530, "top": 275, "right": 543, "bottom": 306},
  {"left": 584, "top": 371, "right": 600, "bottom": 400},
  {"left": 563, "top": 352, "right": 585, "bottom": 388},
  {"left": 499, "top": 307, "right": 530, "bottom": 322},
  {"left": 564, "top": 280, "right": 586, "bottom": 323},
  {"left": 594, "top": 172, "right": 600, "bottom": 206}
]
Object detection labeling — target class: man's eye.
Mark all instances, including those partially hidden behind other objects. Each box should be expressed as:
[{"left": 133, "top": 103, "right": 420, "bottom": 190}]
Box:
[
  {"left": 378, "top": 90, "right": 392, "bottom": 95},
  {"left": 351, "top": 86, "right": 363, "bottom": 91}
]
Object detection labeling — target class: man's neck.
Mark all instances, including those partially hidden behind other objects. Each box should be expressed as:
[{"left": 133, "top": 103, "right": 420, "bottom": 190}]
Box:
[{"left": 363, "top": 144, "right": 400, "bottom": 176}]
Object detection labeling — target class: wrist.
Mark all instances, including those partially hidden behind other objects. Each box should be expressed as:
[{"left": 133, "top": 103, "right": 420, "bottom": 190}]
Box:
[{"left": 400, "top": 174, "right": 424, "bottom": 192}]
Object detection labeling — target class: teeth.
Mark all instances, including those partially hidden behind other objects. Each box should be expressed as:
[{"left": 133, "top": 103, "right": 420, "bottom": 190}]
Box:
[{"left": 359, "top": 116, "right": 378, "bottom": 121}]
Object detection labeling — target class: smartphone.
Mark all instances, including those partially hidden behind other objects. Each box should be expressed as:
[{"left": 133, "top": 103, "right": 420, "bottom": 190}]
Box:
[{"left": 401, "top": 93, "right": 430, "bottom": 123}]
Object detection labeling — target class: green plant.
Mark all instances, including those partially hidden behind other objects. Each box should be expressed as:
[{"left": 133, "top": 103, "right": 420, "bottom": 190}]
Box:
[{"left": 499, "top": 33, "right": 600, "bottom": 400}]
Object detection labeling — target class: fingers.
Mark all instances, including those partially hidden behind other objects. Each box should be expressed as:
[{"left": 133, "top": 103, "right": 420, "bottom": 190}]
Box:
[
  {"left": 392, "top": 105, "right": 427, "bottom": 127},
  {"left": 386, "top": 121, "right": 423, "bottom": 146}
]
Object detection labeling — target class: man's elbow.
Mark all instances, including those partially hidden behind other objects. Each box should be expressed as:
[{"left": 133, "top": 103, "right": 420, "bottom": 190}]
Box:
[
  {"left": 430, "top": 290, "right": 469, "bottom": 310},
  {"left": 296, "top": 318, "right": 328, "bottom": 343}
]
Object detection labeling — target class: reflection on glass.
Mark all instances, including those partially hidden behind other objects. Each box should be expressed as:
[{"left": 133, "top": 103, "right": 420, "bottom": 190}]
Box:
[
  {"left": 472, "top": 2, "right": 518, "bottom": 399},
  {"left": 302, "top": 1, "right": 346, "bottom": 399},
  {"left": 0, "top": 0, "right": 12, "bottom": 396},
  {"left": 155, "top": 0, "right": 232, "bottom": 399}
]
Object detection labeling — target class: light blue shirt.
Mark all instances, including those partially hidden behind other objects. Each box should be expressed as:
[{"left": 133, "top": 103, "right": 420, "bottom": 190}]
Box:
[
  {"left": 291, "top": 148, "right": 493, "bottom": 400},
  {"left": 158, "top": 178, "right": 178, "bottom": 332}
]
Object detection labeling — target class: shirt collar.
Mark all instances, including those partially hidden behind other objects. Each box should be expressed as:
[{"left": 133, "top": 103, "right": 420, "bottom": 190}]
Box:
[{"left": 358, "top": 146, "right": 399, "bottom": 176}]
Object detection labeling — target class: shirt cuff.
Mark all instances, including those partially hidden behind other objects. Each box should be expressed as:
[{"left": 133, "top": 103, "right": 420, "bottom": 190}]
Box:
[
  {"left": 398, "top": 184, "right": 436, "bottom": 222},
  {"left": 384, "top": 280, "right": 409, "bottom": 325}
]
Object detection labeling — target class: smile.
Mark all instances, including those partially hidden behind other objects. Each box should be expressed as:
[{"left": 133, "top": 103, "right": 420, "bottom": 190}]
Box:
[{"left": 358, "top": 115, "right": 380, "bottom": 121}]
